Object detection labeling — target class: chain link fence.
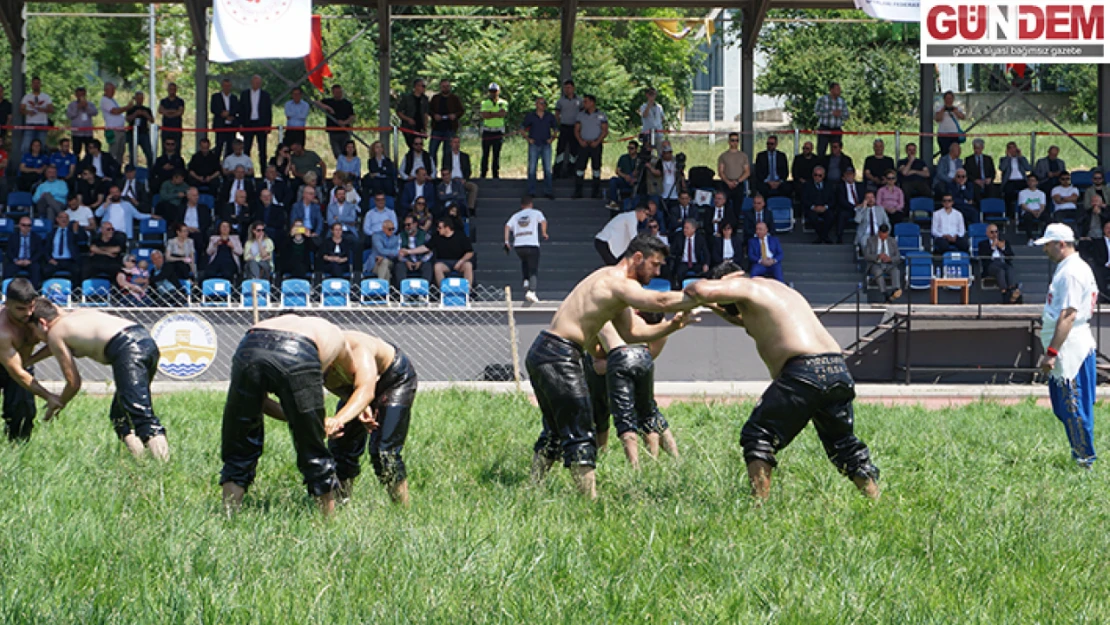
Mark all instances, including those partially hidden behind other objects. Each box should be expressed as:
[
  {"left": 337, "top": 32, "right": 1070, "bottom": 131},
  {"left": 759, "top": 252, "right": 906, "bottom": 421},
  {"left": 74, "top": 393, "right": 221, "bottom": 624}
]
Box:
[{"left": 31, "top": 283, "right": 523, "bottom": 385}]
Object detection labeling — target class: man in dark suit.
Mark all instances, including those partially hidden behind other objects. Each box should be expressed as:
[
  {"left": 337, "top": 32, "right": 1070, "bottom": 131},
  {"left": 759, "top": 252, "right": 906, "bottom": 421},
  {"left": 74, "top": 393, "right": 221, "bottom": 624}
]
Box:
[
  {"left": 803, "top": 166, "right": 837, "bottom": 244},
  {"left": 4, "top": 216, "right": 45, "bottom": 287},
  {"left": 151, "top": 137, "right": 187, "bottom": 194},
  {"left": 819, "top": 141, "right": 854, "bottom": 182},
  {"left": 217, "top": 188, "right": 253, "bottom": 238},
  {"left": 78, "top": 139, "right": 120, "bottom": 184},
  {"left": 118, "top": 165, "right": 150, "bottom": 211},
  {"left": 218, "top": 166, "right": 257, "bottom": 207},
  {"left": 668, "top": 190, "right": 699, "bottom": 234},
  {"left": 947, "top": 168, "right": 979, "bottom": 225},
  {"left": 44, "top": 211, "right": 83, "bottom": 280},
  {"left": 210, "top": 78, "right": 240, "bottom": 158},
  {"left": 1089, "top": 220, "right": 1110, "bottom": 299},
  {"left": 258, "top": 165, "right": 291, "bottom": 207},
  {"left": 399, "top": 168, "right": 438, "bottom": 216},
  {"left": 743, "top": 193, "right": 776, "bottom": 247},
  {"left": 747, "top": 221, "right": 785, "bottom": 282},
  {"left": 964, "top": 138, "right": 997, "bottom": 202},
  {"left": 753, "top": 135, "right": 790, "bottom": 199},
  {"left": 977, "top": 222, "right": 1021, "bottom": 303},
  {"left": 833, "top": 167, "right": 864, "bottom": 245},
  {"left": 251, "top": 188, "right": 287, "bottom": 242},
  {"left": 238, "top": 75, "right": 272, "bottom": 171},
  {"left": 670, "top": 218, "right": 710, "bottom": 288},
  {"left": 700, "top": 190, "right": 736, "bottom": 240},
  {"left": 791, "top": 141, "right": 819, "bottom": 203}
]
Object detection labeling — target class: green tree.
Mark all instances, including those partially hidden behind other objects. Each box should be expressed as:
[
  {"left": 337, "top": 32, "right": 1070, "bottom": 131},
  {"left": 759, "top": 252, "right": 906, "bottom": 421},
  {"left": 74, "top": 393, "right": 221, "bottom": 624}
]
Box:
[
  {"left": 754, "top": 10, "right": 920, "bottom": 129},
  {"left": 1039, "top": 64, "right": 1097, "bottom": 123}
]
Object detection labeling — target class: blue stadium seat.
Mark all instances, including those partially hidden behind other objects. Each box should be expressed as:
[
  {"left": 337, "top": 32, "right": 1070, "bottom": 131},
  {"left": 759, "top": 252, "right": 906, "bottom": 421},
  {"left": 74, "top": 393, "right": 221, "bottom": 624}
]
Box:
[
  {"left": 322, "top": 278, "right": 350, "bottom": 307},
  {"left": 42, "top": 278, "right": 71, "bottom": 306},
  {"left": 942, "top": 251, "right": 971, "bottom": 285},
  {"left": 909, "top": 197, "right": 935, "bottom": 226},
  {"left": 0, "top": 217, "right": 14, "bottom": 246},
  {"left": 682, "top": 278, "right": 702, "bottom": 289},
  {"left": 134, "top": 248, "right": 153, "bottom": 264},
  {"left": 139, "top": 218, "right": 167, "bottom": 249},
  {"left": 80, "top": 278, "right": 112, "bottom": 307},
  {"left": 905, "top": 251, "right": 933, "bottom": 290},
  {"left": 440, "top": 277, "right": 469, "bottom": 308},
  {"left": 134, "top": 167, "right": 149, "bottom": 184},
  {"left": 6, "top": 191, "right": 32, "bottom": 212},
  {"left": 1, "top": 278, "right": 12, "bottom": 299},
  {"left": 646, "top": 278, "right": 671, "bottom": 292},
  {"left": 280, "top": 278, "right": 311, "bottom": 307},
  {"left": 241, "top": 279, "right": 271, "bottom": 308},
  {"left": 979, "top": 198, "right": 1007, "bottom": 224},
  {"left": 201, "top": 278, "right": 232, "bottom": 307},
  {"left": 893, "top": 222, "right": 922, "bottom": 252},
  {"left": 968, "top": 223, "right": 989, "bottom": 252},
  {"left": 739, "top": 196, "right": 754, "bottom": 213},
  {"left": 1070, "top": 170, "right": 1094, "bottom": 191},
  {"left": 31, "top": 218, "right": 49, "bottom": 238},
  {"left": 400, "top": 278, "right": 430, "bottom": 306},
  {"left": 360, "top": 278, "right": 390, "bottom": 306},
  {"left": 198, "top": 194, "right": 215, "bottom": 209},
  {"left": 767, "top": 196, "right": 794, "bottom": 232}
]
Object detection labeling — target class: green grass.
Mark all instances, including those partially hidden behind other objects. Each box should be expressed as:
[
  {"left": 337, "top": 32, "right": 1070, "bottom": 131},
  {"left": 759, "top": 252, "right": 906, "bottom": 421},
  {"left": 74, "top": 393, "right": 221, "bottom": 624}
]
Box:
[{"left": 1, "top": 390, "right": 1108, "bottom": 623}]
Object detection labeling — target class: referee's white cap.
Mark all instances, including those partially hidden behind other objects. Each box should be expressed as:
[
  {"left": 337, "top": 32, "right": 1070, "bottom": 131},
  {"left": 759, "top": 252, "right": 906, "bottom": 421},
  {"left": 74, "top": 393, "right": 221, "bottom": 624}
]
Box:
[{"left": 1033, "top": 223, "right": 1076, "bottom": 246}]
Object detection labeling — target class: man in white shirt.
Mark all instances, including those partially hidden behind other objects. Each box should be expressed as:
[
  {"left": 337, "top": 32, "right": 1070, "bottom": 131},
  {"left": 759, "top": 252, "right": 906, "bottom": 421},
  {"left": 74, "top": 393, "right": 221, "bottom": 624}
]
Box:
[
  {"left": 100, "top": 82, "right": 128, "bottom": 162},
  {"left": 1050, "top": 171, "right": 1079, "bottom": 224},
  {"left": 65, "top": 196, "right": 96, "bottom": 231},
  {"left": 1018, "top": 172, "right": 1049, "bottom": 245},
  {"left": 595, "top": 205, "right": 648, "bottom": 265},
  {"left": 222, "top": 140, "right": 254, "bottom": 176},
  {"left": 931, "top": 194, "right": 969, "bottom": 254},
  {"left": 95, "top": 185, "right": 158, "bottom": 239},
  {"left": 504, "top": 195, "right": 549, "bottom": 303},
  {"left": 19, "top": 76, "right": 54, "bottom": 153},
  {"left": 1035, "top": 223, "right": 1099, "bottom": 467},
  {"left": 637, "top": 88, "right": 664, "bottom": 150}
]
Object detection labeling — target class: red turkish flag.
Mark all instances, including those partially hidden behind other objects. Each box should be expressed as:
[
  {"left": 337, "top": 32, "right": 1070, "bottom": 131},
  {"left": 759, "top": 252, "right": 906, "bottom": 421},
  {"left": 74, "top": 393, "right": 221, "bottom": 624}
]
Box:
[
  {"left": 1006, "top": 63, "right": 1027, "bottom": 79},
  {"left": 304, "top": 15, "right": 332, "bottom": 92}
]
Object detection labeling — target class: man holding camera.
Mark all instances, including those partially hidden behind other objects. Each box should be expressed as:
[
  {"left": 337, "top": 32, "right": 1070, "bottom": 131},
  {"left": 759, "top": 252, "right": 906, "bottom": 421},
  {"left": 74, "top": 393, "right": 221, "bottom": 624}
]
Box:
[{"left": 645, "top": 141, "right": 686, "bottom": 206}]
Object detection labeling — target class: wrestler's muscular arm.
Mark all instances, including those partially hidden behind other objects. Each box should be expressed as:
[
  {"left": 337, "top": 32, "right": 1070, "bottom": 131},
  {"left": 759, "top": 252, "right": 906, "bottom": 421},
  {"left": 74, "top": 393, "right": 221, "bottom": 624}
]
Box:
[
  {"left": 686, "top": 280, "right": 748, "bottom": 327},
  {"left": 45, "top": 331, "right": 82, "bottom": 414},
  {"left": 0, "top": 337, "right": 62, "bottom": 414},
  {"left": 324, "top": 343, "right": 379, "bottom": 437}
]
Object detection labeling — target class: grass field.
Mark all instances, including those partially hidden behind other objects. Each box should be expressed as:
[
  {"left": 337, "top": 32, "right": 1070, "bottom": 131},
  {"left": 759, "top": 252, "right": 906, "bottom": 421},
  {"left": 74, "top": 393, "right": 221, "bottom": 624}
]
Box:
[{"left": 1, "top": 389, "right": 1108, "bottom": 623}]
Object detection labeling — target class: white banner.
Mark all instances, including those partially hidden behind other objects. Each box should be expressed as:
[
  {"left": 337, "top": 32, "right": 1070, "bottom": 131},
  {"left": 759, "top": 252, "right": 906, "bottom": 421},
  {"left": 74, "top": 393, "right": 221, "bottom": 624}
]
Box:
[
  {"left": 210, "top": 0, "right": 311, "bottom": 63},
  {"left": 921, "top": 0, "right": 1108, "bottom": 63},
  {"left": 855, "top": 0, "right": 920, "bottom": 23}
]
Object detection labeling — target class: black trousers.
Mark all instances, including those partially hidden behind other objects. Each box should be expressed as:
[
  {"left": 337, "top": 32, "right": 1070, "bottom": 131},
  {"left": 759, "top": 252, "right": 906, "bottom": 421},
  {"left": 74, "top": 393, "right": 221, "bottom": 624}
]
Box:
[
  {"left": 516, "top": 245, "right": 540, "bottom": 290},
  {"left": 328, "top": 347, "right": 418, "bottom": 486},
  {"left": 480, "top": 130, "right": 504, "bottom": 177},
  {"left": 104, "top": 325, "right": 166, "bottom": 441},
  {"left": 742, "top": 354, "right": 878, "bottom": 481},
  {"left": 214, "top": 126, "right": 238, "bottom": 158},
  {"left": 220, "top": 329, "right": 339, "bottom": 497},
  {"left": 932, "top": 236, "right": 970, "bottom": 255},
  {"left": 985, "top": 261, "right": 1019, "bottom": 300},
  {"left": 816, "top": 125, "right": 843, "bottom": 157},
  {"left": 241, "top": 123, "right": 269, "bottom": 168},
  {"left": 606, "top": 345, "right": 668, "bottom": 437},
  {"left": 284, "top": 128, "right": 306, "bottom": 150},
  {"left": 0, "top": 365, "right": 35, "bottom": 441},
  {"left": 527, "top": 331, "right": 597, "bottom": 468},
  {"left": 576, "top": 144, "right": 603, "bottom": 179},
  {"left": 44, "top": 259, "right": 79, "bottom": 280},
  {"left": 72, "top": 136, "right": 94, "bottom": 160},
  {"left": 585, "top": 357, "right": 610, "bottom": 434},
  {"left": 595, "top": 238, "right": 618, "bottom": 266},
  {"left": 555, "top": 124, "right": 579, "bottom": 175}
]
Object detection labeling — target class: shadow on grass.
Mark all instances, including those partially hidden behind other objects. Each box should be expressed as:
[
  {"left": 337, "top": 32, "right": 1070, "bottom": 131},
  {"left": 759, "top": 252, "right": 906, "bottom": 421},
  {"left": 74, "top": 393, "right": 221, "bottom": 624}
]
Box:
[{"left": 476, "top": 457, "right": 529, "bottom": 488}]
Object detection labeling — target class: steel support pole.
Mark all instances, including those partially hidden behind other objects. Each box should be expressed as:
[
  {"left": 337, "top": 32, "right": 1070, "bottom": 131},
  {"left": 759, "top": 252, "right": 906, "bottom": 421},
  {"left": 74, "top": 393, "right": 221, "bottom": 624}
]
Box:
[{"left": 378, "top": 0, "right": 392, "bottom": 154}]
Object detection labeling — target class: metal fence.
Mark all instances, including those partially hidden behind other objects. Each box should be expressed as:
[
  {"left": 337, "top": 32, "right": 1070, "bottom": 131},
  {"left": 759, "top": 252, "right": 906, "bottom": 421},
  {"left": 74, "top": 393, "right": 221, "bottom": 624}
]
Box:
[
  {"left": 684, "top": 88, "right": 727, "bottom": 124},
  {"left": 31, "top": 284, "right": 523, "bottom": 385}
]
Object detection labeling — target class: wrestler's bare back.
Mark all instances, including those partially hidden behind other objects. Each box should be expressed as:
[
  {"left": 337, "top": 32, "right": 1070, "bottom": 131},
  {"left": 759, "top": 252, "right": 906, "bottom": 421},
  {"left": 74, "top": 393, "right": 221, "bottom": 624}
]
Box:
[
  {"left": 254, "top": 315, "right": 347, "bottom": 370},
  {"left": 46, "top": 310, "right": 143, "bottom": 364},
  {"left": 690, "top": 276, "right": 841, "bottom": 378},
  {"left": 549, "top": 265, "right": 686, "bottom": 349}
]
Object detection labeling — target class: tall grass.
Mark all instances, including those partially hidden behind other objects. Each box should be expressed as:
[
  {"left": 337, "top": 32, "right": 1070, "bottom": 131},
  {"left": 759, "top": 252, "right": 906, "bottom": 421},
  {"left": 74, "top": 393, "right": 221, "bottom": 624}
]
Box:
[{"left": 0, "top": 390, "right": 1106, "bottom": 623}]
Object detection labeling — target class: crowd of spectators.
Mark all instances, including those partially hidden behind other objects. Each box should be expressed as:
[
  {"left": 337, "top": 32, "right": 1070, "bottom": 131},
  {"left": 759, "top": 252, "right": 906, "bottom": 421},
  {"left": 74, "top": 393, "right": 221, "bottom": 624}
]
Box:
[{"left": 1, "top": 76, "right": 1108, "bottom": 305}]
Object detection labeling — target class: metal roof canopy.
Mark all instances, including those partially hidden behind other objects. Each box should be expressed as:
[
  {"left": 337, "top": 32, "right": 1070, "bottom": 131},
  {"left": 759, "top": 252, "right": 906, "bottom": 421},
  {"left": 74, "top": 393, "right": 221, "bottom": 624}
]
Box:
[{"left": 2, "top": 0, "right": 1108, "bottom": 165}]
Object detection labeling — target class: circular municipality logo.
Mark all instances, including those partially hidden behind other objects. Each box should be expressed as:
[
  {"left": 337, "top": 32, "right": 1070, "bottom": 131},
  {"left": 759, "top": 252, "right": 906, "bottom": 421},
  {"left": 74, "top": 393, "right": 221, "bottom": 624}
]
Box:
[
  {"left": 151, "top": 313, "right": 218, "bottom": 380},
  {"left": 217, "top": 0, "right": 294, "bottom": 26}
]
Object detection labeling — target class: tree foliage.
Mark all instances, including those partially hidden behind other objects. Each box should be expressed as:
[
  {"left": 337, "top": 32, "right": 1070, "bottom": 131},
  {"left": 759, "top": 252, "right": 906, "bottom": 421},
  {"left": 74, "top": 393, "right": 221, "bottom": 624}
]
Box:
[
  {"left": 754, "top": 10, "right": 920, "bottom": 129},
  {"left": 1039, "top": 64, "right": 1097, "bottom": 123}
]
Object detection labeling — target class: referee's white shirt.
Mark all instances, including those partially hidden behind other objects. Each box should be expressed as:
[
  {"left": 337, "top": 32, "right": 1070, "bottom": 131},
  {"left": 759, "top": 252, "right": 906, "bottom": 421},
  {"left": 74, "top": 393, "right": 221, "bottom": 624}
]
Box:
[{"left": 1042, "top": 252, "right": 1098, "bottom": 380}]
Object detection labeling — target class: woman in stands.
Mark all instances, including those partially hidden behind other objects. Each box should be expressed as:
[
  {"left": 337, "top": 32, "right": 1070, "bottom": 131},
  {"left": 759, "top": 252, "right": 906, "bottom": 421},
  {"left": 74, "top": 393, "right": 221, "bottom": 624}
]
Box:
[
  {"left": 164, "top": 222, "right": 196, "bottom": 283},
  {"left": 336, "top": 140, "right": 361, "bottom": 178},
  {"left": 363, "top": 141, "right": 397, "bottom": 198},
  {"left": 318, "top": 222, "right": 353, "bottom": 279},
  {"left": 206, "top": 220, "right": 242, "bottom": 282},
  {"left": 243, "top": 220, "right": 275, "bottom": 281}
]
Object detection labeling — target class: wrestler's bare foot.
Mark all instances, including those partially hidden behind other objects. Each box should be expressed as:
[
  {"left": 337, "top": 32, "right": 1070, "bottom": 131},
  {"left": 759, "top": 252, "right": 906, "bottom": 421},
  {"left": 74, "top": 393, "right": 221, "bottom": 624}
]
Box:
[
  {"left": 660, "top": 430, "right": 679, "bottom": 459},
  {"left": 316, "top": 491, "right": 336, "bottom": 516},
  {"left": 122, "top": 433, "right": 145, "bottom": 458},
  {"left": 222, "top": 482, "right": 246, "bottom": 516},
  {"left": 530, "top": 452, "right": 555, "bottom": 483},
  {"left": 146, "top": 435, "right": 169, "bottom": 461},
  {"left": 644, "top": 432, "right": 661, "bottom": 458},
  {"left": 596, "top": 429, "right": 609, "bottom": 451},
  {"left": 388, "top": 479, "right": 410, "bottom": 506},
  {"left": 570, "top": 465, "right": 598, "bottom": 500},
  {"left": 747, "top": 460, "right": 773, "bottom": 500},
  {"left": 620, "top": 432, "right": 640, "bottom": 469},
  {"left": 853, "top": 476, "right": 880, "bottom": 500}
]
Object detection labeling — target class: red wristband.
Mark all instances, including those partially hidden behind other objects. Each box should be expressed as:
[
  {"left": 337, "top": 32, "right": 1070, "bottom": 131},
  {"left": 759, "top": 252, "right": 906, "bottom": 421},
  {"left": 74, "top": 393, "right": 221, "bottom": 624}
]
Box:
[{"left": 1046, "top": 347, "right": 1059, "bottom": 357}]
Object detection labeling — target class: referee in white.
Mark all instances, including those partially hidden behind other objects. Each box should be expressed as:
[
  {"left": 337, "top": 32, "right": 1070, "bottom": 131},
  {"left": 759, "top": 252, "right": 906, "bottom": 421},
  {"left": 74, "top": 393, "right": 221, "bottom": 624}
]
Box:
[
  {"left": 505, "top": 195, "right": 548, "bottom": 304},
  {"left": 1036, "top": 223, "right": 1099, "bottom": 467}
]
